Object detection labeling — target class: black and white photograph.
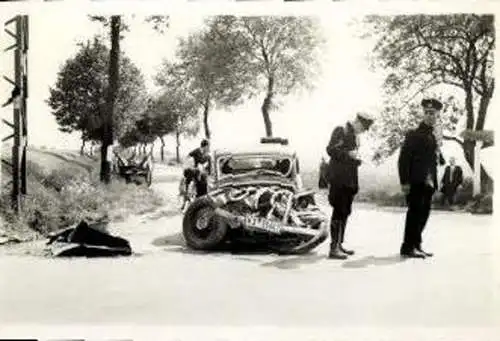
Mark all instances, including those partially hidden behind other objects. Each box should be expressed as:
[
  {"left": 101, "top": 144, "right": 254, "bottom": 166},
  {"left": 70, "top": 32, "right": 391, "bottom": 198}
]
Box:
[{"left": 0, "top": 2, "right": 498, "bottom": 340}]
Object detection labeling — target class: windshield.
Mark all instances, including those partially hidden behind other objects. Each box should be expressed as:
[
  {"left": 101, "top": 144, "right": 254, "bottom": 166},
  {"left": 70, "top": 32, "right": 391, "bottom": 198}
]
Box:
[{"left": 217, "top": 155, "right": 293, "bottom": 179}]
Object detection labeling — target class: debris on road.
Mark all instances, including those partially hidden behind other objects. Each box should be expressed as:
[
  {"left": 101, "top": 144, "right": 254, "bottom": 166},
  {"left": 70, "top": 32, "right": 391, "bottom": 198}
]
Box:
[{"left": 47, "top": 220, "right": 132, "bottom": 257}]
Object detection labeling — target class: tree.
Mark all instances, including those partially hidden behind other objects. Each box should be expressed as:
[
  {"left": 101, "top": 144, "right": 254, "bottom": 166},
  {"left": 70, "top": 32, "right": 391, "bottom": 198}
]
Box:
[
  {"left": 152, "top": 88, "right": 200, "bottom": 162},
  {"left": 47, "top": 37, "right": 106, "bottom": 154},
  {"left": 140, "top": 98, "right": 176, "bottom": 161},
  {"left": 47, "top": 37, "right": 147, "bottom": 157},
  {"left": 89, "top": 15, "right": 169, "bottom": 182},
  {"left": 364, "top": 14, "right": 494, "bottom": 191},
  {"left": 156, "top": 18, "right": 249, "bottom": 140},
  {"left": 221, "top": 16, "right": 324, "bottom": 137},
  {"left": 119, "top": 86, "right": 200, "bottom": 163}
]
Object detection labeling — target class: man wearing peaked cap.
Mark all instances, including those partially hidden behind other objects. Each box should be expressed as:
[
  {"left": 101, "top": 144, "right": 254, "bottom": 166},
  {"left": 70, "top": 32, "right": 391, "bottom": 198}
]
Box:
[
  {"left": 421, "top": 98, "right": 443, "bottom": 111},
  {"left": 398, "top": 98, "right": 445, "bottom": 259},
  {"left": 356, "top": 112, "right": 375, "bottom": 130},
  {"left": 325, "top": 111, "right": 374, "bottom": 259}
]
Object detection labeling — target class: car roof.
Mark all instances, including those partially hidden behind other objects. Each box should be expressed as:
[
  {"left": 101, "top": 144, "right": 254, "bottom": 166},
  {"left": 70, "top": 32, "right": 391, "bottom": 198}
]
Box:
[{"left": 213, "top": 144, "right": 296, "bottom": 157}]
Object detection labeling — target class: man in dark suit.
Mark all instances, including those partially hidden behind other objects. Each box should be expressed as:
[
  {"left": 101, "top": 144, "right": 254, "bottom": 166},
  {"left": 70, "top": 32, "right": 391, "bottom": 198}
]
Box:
[
  {"left": 398, "top": 98, "right": 446, "bottom": 259},
  {"left": 440, "top": 157, "right": 463, "bottom": 207},
  {"left": 326, "top": 112, "right": 374, "bottom": 259}
]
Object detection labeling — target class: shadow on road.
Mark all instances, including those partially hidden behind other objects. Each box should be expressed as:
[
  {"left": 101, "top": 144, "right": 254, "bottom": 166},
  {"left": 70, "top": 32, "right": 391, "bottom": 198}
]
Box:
[
  {"left": 341, "top": 254, "right": 407, "bottom": 269},
  {"left": 160, "top": 246, "right": 265, "bottom": 263},
  {"left": 152, "top": 233, "right": 186, "bottom": 248},
  {"left": 260, "top": 253, "right": 325, "bottom": 270},
  {"left": 152, "top": 233, "right": 274, "bottom": 262}
]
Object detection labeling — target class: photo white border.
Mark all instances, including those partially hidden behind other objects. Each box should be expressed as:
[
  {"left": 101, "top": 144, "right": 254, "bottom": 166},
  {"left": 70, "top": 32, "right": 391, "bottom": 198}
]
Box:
[{"left": 0, "top": 0, "right": 499, "bottom": 339}]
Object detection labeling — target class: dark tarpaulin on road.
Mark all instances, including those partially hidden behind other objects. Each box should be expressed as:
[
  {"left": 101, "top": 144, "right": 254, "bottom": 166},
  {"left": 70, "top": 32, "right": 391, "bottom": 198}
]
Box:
[{"left": 47, "top": 220, "right": 132, "bottom": 257}]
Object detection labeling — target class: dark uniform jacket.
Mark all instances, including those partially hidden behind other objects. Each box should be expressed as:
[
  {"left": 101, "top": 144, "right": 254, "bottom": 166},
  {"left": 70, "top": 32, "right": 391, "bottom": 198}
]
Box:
[
  {"left": 326, "top": 122, "right": 361, "bottom": 191},
  {"left": 398, "top": 122, "right": 444, "bottom": 190}
]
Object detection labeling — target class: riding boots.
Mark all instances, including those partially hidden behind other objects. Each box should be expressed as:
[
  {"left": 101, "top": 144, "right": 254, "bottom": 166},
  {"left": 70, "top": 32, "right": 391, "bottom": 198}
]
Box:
[
  {"left": 339, "top": 220, "right": 355, "bottom": 255},
  {"left": 328, "top": 220, "right": 348, "bottom": 259}
]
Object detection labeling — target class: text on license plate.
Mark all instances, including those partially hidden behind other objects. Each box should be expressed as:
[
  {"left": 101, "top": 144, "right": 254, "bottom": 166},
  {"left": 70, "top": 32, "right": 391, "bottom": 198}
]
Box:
[{"left": 244, "top": 216, "right": 281, "bottom": 233}]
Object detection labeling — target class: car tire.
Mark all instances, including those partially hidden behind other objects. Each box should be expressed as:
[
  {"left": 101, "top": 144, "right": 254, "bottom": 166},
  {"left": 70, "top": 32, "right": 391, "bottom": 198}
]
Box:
[{"left": 182, "top": 197, "right": 228, "bottom": 250}]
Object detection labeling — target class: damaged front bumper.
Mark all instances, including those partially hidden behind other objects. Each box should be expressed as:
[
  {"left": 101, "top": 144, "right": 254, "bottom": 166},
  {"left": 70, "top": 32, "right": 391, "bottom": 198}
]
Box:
[{"left": 212, "top": 206, "right": 329, "bottom": 254}]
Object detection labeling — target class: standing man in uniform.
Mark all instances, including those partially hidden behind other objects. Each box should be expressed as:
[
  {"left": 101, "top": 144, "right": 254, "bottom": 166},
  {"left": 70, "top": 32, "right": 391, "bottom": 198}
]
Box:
[
  {"left": 398, "top": 98, "right": 445, "bottom": 258},
  {"left": 326, "top": 112, "right": 374, "bottom": 259}
]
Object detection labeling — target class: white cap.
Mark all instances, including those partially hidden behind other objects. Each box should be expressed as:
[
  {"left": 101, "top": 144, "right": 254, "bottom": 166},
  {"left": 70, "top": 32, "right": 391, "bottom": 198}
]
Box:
[{"left": 356, "top": 112, "right": 375, "bottom": 122}]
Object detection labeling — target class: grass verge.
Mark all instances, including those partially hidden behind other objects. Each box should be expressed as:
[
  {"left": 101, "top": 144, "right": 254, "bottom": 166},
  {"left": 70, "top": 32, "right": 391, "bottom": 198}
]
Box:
[{"left": 0, "top": 150, "right": 165, "bottom": 241}]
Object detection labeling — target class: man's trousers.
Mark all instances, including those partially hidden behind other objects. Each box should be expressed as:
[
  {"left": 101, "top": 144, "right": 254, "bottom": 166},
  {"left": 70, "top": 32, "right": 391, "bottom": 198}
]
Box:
[{"left": 401, "top": 183, "right": 434, "bottom": 253}]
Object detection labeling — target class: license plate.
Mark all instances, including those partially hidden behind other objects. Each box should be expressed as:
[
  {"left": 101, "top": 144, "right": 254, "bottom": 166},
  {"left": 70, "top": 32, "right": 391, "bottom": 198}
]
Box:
[{"left": 244, "top": 216, "right": 281, "bottom": 234}]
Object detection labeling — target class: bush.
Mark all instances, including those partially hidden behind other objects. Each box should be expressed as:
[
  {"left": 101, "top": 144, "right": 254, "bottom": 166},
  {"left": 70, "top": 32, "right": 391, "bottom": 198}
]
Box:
[
  {"left": 44, "top": 167, "right": 88, "bottom": 192},
  {"left": 466, "top": 193, "right": 493, "bottom": 214},
  {"left": 453, "top": 177, "right": 474, "bottom": 206},
  {"left": 357, "top": 176, "right": 493, "bottom": 215}
]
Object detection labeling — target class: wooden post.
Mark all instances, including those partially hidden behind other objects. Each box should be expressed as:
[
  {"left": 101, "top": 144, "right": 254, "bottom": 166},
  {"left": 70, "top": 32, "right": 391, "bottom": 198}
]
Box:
[{"left": 2, "top": 15, "right": 28, "bottom": 213}]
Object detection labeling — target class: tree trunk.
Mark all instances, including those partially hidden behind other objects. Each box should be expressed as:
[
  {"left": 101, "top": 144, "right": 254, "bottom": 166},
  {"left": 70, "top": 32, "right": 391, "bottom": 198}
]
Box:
[
  {"left": 461, "top": 139, "right": 493, "bottom": 194},
  {"left": 203, "top": 100, "right": 211, "bottom": 140},
  {"left": 475, "top": 95, "right": 490, "bottom": 131},
  {"left": 142, "top": 143, "right": 146, "bottom": 155},
  {"left": 462, "top": 82, "right": 493, "bottom": 193},
  {"left": 463, "top": 139, "right": 475, "bottom": 170},
  {"left": 261, "top": 76, "right": 274, "bottom": 137},
  {"left": 100, "top": 15, "right": 120, "bottom": 184},
  {"left": 80, "top": 138, "right": 86, "bottom": 156},
  {"left": 481, "top": 165, "right": 493, "bottom": 194},
  {"left": 100, "top": 143, "right": 111, "bottom": 183},
  {"left": 475, "top": 95, "right": 493, "bottom": 193},
  {"left": 176, "top": 128, "right": 181, "bottom": 163},
  {"left": 160, "top": 136, "right": 165, "bottom": 162},
  {"left": 261, "top": 95, "right": 273, "bottom": 137},
  {"left": 464, "top": 86, "right": 474, "bottom": 130}
]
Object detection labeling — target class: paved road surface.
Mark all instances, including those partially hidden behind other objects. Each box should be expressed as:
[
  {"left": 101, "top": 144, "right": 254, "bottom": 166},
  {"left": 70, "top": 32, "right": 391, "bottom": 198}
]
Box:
[{"left": 0, "top": 165, "right": 498, "bottom": 332}]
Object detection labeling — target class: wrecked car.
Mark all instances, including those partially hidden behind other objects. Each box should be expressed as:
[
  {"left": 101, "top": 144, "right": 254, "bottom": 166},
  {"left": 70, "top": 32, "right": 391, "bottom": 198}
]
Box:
[{"left": 182, "top": 138, "right": 328, "bottom": 255}]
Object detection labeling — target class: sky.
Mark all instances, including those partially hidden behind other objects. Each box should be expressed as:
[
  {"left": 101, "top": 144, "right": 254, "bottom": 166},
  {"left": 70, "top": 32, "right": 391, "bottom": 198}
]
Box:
[{"left": 0, "top": 9, "right": 496, "bottom": 186}]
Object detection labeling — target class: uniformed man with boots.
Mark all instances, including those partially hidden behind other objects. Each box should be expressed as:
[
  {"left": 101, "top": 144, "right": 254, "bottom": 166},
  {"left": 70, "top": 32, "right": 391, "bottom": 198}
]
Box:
[
  {"left": 398, "top": 98, "right": 445, "bottom": 258},
  {"left": 326, "top": 112, "right": 374, "bottom": 259}
]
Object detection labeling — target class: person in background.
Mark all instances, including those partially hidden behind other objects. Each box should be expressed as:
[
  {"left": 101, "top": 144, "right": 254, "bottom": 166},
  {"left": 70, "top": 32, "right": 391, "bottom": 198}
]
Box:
[
  {"left": 318, "top": 157, "right": 329, "bottom": 189},
  {"left": 440, "top": 156, "right": 463, "bottom": 208},
  {"left": 186, "top": 139, "right": 211, "bottom": 197},
  {"left": 398, "top": 98, "right": 446, "bottom": 259},
  {"left": 326, "top": 112, "right": 374, "bottom": 259}
]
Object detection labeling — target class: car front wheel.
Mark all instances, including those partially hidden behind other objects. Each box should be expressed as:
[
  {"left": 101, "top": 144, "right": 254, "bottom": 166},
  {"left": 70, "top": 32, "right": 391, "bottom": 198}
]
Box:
[{"left": 182, "top": 197, "right": 228, "bottom": 250}]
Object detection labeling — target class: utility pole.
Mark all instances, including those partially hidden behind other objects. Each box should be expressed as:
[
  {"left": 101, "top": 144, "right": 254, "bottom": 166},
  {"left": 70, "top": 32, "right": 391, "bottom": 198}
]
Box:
[{"left": 2, "top": 15, "right": 28, "bottom": 213}]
